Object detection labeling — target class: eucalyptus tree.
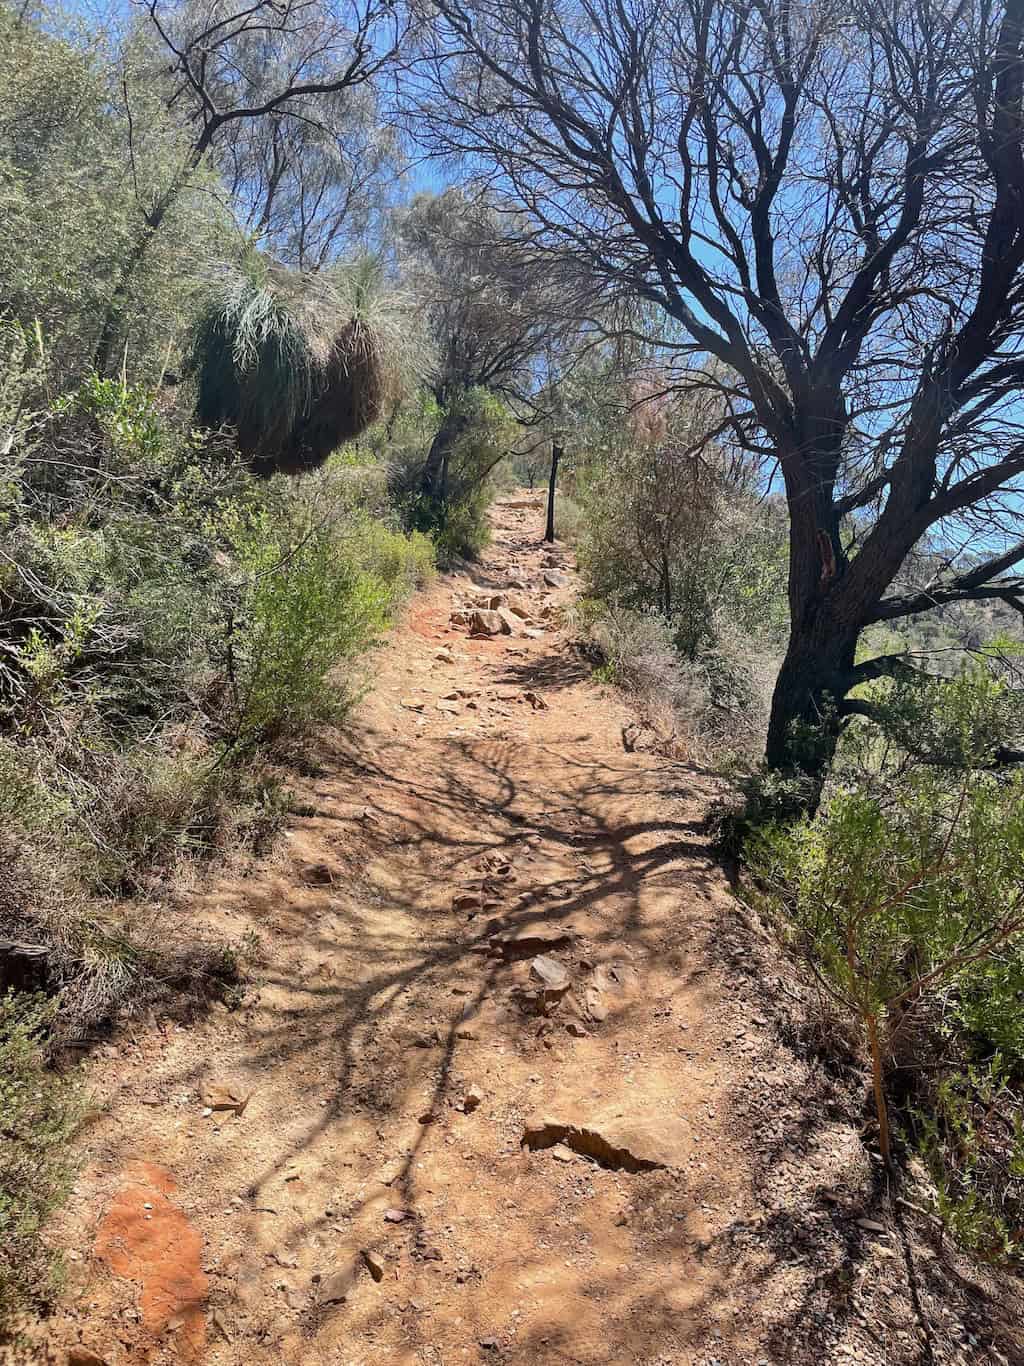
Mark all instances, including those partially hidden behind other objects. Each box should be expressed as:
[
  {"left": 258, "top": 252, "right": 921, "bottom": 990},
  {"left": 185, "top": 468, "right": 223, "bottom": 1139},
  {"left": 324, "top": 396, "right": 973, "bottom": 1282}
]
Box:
[
  {"left": 215, "top": 68, "right": 401, "bottom": 268},
  {"left": 412, "top": 0, "right": 1024, "bottom": 797},
  {"left": 396, "top": 188, "right": 589, "bottom": 499},
  {"left": 95, "top": 0, "right": 407, "bottom": 372}
]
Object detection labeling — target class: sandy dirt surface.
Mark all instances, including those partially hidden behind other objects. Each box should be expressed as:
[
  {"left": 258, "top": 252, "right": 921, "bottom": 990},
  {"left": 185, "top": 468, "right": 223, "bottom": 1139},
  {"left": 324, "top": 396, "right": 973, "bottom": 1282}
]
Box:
[{"left": 13, "top": 496, "right": 1024, "bottom": 1366}]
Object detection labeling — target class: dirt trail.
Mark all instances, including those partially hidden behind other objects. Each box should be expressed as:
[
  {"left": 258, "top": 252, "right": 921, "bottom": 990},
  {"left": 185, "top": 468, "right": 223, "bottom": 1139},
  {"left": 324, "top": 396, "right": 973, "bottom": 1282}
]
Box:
[{"left": 27, "top": 497, "right": 1021, "bottom": 1366}]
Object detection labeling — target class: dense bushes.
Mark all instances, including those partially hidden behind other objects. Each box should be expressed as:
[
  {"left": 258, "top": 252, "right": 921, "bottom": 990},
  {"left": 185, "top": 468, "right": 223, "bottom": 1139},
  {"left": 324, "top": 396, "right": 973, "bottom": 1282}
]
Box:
[
  {"left": 219, "top": 490, "right": 433, "bottom": 741},
  {"left": 572, "top": 399, "right": 788, "bottom": 761},
  {"left": 0, "top": 366, "right": 433, "bottom": 1027},
  {"left": 387, "top": 387, "right": 517, "bottom": 562},
  {"left": 747, "top": 668, "right": 1024, "bottom": 1256},
  {"left": 0, "top": 993, "right": 82, "bottom": 1329},
  {"left": 0, "top": 7, "right": 229, "bottom": 386},
  {"left": 0, "top": 355, "right": 435, "bottom": 1325}
]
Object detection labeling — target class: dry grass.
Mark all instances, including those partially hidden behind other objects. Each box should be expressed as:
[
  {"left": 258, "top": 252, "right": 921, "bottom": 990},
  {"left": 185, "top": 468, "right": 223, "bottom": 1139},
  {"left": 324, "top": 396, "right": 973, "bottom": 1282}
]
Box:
[{"left": 583, "top": 605, "right": 774, "bottom": 767}]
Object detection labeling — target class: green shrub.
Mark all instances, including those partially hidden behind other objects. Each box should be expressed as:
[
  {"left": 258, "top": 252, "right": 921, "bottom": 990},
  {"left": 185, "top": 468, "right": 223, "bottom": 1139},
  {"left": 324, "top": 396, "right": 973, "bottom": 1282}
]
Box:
[
  {"left": 0, "top": 375, "right": 431, "bottom": 1037},
  {"left": 582, "top": 603, "right": 770, "bottom": 763},
  {"left": 352, "top": 517, "right": 435, "bottom": 598},
  {"left": 389, "top": 387, "right": 515, "bottom": 562},
  {"left": 748, "top": 769, "right": 1024, "bottom": 1168},
  {"left": 571, "top": 402, "right": 787, "bottom": 762},
  {"left": 838, "top": 666, "right": 1024, "bottom": 785},
  {"left": 0, "top": 992, "right": 82, "bottom": 1331},
  {"left": 427, "top": 484, "right": 494, "bottom": 562},
  {"left": 0, "top": 7, "right": 231, "bottom": 389},
  {"left": 219, "top": 490, "right": 434, "bottom": 742},
  {"left": 913, "top": 1061, "right": 1024, "bottom": 1264},
  {"left": 576, "top": 433, "right": 788, "bottom": 659},
  {"left": 552, "top": 491, "right": 582, "bottom": 544}
]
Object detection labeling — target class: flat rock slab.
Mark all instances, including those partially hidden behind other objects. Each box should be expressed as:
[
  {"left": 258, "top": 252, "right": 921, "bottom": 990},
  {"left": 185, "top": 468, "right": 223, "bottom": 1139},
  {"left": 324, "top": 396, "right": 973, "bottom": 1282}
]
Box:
[
  {"left": 522, "top": 1111, "right": 688, "bottom": 1172},
  {"left": 489, "top": 927, "right": 574, "bottom": 959},
  {"left": 530, "top": 954, "right": 570, "bottom": 994}
]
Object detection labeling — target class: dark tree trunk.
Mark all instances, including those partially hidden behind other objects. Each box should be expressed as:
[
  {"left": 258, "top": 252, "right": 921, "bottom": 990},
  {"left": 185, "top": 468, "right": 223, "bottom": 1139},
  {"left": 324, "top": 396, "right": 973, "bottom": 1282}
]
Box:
[
  {"left": 94, "top": 228, "right": 157, "bottom": 377},
  {"left": 544, "top": 441, "right": 561, "bottom": 542},
  {"left": 93, "top": 152, "right": 204, "bottom": 376},
  {"left": 764, "top": 621, "right": 859, "bottom": 797},
  {"left": 762, "top": 403, "right": 866, "bottom": 800},
  {"left": 421, "top": 404, "right": 470, "bottom": 501}
]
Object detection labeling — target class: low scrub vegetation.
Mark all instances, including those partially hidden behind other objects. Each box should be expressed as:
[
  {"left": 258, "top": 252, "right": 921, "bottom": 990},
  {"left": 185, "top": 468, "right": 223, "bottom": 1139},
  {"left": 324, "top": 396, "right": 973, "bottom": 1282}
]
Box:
[
  {"left": 385, "top": 387, "right": 517, "bottom": 562},
  {"left": 569, "top": 383, "right": 788, "bottom": 763},
  {"left": 1, "top": 361, "right": 433, "bottom": 1039},
  {"left": 745, "top": 670, "right": 1024, "bottom": 1256},
  {"left": 0, "top": 357, "right": 433, "bottom": 1329},
  {"left": 0, "top": 993, "right": 82, "bottom": 1329}
]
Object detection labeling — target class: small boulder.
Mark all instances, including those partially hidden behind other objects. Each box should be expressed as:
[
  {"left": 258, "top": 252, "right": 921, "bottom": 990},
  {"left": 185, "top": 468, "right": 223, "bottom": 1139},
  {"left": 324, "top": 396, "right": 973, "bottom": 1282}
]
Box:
[
  {"left": 586, "top": 994, "right": 609, "bottom": 1023},
  {"left": 543, "top": 569, "right": 569, "bottom": 588},
  {"left": 200, "top": 1082, "right": 251, "bottom": 1116},
  {"left": 470, "top": 609, "right": 510, "bottom": 636},
  {"left": 361, "top": 1249, "right": 385, "bottom": 1282},
  {"left": 318, "top": 1266, "right": 354, "bottom": 1305},
  {"left": 530, "top": 955, "right": 571, "bottom": 1002}
]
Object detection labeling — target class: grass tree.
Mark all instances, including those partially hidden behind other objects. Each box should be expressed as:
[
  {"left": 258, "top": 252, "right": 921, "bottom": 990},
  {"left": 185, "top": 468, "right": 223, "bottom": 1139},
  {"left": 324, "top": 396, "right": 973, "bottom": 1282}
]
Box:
[{"left": 188, "top": 253, "right": 413, "bottom": 474}]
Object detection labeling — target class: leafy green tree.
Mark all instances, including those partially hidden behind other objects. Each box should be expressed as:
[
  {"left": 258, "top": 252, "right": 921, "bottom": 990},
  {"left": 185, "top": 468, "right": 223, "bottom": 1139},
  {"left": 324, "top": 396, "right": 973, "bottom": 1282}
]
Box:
[
  {"left": 93, "top": 0, "right": 406, "bottom": 372},
  {"left": 0, "top": 5, "right": 230, "bottom": 386},
  {"left": 396, "top": 188, "right": 587, "bottom": 501}
]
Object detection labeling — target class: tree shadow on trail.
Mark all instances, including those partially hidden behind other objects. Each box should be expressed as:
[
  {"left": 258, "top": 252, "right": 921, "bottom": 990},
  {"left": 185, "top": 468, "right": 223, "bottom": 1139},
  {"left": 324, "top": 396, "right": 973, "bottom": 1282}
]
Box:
[{"left": 65, "top": 705, "right": 1024, "bottom": 1366}]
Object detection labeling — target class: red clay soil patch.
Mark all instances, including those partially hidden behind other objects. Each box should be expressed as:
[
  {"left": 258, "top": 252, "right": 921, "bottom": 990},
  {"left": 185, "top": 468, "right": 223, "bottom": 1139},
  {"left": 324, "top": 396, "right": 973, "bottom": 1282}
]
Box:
[{"left": 94, "top": 1162, "right": 207, "bottom": 1362}]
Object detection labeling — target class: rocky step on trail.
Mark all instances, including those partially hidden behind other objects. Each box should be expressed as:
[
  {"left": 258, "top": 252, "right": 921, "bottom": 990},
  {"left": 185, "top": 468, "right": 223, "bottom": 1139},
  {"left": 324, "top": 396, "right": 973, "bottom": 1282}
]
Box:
[{"left": 25, "top": 495, "right": 1024, "bottom": 1366}]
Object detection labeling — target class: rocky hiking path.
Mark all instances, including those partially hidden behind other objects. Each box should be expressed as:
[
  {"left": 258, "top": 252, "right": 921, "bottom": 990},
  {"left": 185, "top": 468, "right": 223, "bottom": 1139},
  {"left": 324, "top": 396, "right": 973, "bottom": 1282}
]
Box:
[{"left": 23, "top": 496, "right": 1024, "bottom": 1366}]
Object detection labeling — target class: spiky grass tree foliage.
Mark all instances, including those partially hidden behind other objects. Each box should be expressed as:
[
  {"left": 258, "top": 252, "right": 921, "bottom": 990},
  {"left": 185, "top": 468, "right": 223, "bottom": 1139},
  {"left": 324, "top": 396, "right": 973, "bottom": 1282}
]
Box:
[{"left": 189, "top": 256, "right": 407, "bottom": 476}]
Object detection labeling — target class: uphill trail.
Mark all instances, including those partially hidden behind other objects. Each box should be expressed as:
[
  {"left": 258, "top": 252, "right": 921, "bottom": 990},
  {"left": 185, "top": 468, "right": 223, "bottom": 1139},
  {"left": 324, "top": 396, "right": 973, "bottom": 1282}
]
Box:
[{"left": 27, "top": 495, "right": 1019, "bottom": 1366}]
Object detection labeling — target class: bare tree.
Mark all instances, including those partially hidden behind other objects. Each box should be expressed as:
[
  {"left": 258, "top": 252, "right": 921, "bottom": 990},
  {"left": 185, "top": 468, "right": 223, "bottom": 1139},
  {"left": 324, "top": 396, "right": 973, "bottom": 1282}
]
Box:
[
  {"left": 96, "top": 0, "right": 405, "bottom": 371},
  {"left": 217, "top": 77, "right": 401, "bottom": 268},
  {"left": 413, "top": 0, "right": 1024, "bottom": 797}
]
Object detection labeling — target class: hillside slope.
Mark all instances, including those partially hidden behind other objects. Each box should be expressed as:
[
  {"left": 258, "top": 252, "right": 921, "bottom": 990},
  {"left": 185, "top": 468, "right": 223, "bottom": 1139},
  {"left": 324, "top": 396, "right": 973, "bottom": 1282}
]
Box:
[{"left": 17, "top": 497, "right": 1024, "bottom": 1366}]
